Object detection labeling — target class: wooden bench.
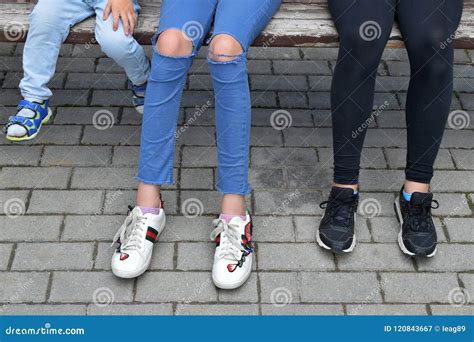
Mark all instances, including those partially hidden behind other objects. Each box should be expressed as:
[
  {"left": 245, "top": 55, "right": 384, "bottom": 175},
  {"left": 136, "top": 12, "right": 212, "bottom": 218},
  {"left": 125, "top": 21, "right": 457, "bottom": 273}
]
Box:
[{"left": 1, "top": 0, "right": 474, "bottom": 48}]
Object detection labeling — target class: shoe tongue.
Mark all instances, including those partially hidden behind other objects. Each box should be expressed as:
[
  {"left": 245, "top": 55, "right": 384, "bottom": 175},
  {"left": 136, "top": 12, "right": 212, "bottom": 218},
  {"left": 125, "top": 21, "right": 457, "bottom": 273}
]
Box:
[
  {"left": 410, "top": 192, "right": 433, "bottom": 205},
  {"left": 331, "top": 187, "right": 356, "bottom": 199}
]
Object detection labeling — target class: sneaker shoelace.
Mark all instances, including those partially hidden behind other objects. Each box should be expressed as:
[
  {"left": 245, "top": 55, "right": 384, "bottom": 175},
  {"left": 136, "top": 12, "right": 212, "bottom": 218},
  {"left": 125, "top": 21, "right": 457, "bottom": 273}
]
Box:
[
  {"left": 112, "top": 209, "right": 147, "bottom": 252},
  {"left": 406, "top": 199, "right": 439, "bottom": 232},
  {"left": 320, "top": 196, "right": 356, "bottom": 228},
  {"left": 210, "top": 219, "right": 244, "bottom": 261}
]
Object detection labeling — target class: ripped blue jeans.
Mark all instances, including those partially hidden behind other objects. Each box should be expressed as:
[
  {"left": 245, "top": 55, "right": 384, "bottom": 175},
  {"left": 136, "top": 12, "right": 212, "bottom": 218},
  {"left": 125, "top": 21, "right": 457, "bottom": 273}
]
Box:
[{"left": 136, "top": 0, "right": 282, "bottom": 195}]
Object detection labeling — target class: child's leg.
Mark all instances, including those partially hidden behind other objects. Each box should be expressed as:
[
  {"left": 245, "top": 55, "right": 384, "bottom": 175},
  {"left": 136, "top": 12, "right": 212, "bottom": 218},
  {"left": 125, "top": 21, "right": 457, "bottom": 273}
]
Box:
[
  {"left": 20, "top": 0, "right": 93, "bottom": 102},
  {"left": 136, "top": 0, "right": 216, "bottom": 198},
  {"left": 209, "top": 0, "right": 282, "bottom": 215},
  {"left": 93, "top": 0, "right": 150, "bottom": 86}
]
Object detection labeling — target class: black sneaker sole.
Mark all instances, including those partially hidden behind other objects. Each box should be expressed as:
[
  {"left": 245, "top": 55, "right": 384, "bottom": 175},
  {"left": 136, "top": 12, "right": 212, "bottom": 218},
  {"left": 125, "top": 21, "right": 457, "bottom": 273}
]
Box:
[
  {"left": 394, "top": 198, "right": 437, "bottom": 258},
  {"left": 315, "top": 213, "right": 357, "bottom": 254}
]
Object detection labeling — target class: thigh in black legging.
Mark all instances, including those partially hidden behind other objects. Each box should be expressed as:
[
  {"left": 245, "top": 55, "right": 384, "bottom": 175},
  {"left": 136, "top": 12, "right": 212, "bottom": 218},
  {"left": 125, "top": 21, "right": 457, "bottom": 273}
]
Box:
[
  {"left": 397, "top": 0, "right": 463, "bottom": 184},
  {"left": 328, "top": 0, "right": 396, "bottom": 185}
]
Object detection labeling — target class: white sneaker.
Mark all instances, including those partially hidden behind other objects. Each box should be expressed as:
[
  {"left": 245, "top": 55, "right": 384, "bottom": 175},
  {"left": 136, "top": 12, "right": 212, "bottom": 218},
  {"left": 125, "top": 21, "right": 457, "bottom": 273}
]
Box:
[
  {"left": 111, "top": 206, "right": 165, "bottom": 278},
  {"left": 210, "top": 212, "right": 253, "bottom": 289}
]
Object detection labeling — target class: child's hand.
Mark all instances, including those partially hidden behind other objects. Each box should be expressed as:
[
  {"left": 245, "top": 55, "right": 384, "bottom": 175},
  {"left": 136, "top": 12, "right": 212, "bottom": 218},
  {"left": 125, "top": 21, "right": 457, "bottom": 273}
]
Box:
[{"left": 103, "top": 0, "right": 137, "bottom": 36}]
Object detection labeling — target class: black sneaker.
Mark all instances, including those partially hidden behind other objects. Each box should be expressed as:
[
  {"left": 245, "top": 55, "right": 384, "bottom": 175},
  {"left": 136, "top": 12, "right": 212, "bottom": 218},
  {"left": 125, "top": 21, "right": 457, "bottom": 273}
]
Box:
[
  {"left": 316, "top": 187, "right": 359, "bottom": 254},
  {"left": 394, "top": 188, "right": 439, "bottom": 257}
]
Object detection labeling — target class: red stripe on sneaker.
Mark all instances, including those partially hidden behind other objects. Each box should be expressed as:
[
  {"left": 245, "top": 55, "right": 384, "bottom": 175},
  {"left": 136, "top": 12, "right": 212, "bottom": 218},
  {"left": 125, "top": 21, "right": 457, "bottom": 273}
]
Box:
[{"left": 146, "top": 230, "right": 157, "bottom": 240}]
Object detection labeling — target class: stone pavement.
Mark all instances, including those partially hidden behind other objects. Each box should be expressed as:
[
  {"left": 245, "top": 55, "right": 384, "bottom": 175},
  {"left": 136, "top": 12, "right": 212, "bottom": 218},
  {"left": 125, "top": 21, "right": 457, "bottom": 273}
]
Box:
[{"left": 0, "top": 42, "right": 473, "bottom": 316}]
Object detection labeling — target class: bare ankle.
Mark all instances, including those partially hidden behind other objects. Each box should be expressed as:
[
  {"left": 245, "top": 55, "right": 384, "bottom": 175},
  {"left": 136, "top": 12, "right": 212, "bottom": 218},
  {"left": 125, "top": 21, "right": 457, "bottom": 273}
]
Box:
[
  {"left": 136, "top": 182, "right": 162, "bottom": 208},
  {"left": 221, "top": 194, "right": 246, "bottom": 216}
]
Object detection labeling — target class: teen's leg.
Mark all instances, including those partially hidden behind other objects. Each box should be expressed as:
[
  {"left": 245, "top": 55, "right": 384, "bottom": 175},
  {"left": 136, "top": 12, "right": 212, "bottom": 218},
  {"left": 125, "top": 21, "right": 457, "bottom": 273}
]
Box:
[
  {"left": 112, "top": 0, "right": 217, "bottom": 279},
  {"left": 210, "top": 0, "right": 282, "bottom": 215},
  {"left": 93, "top": 0, "right": 150, "bottom": 87},
  {"left": 316, "top": 0, "right": 395, "bottom": 254},
  {"left": 393, "top": 0, "right": 463, "bottom": 258},
  {"left": 20, "top": 0, "right": 93, "bottom": 102},
  {"left": 208, "top": 0, "right": 282, "bottom": 289},
  {"left": 397, "top": 0, "right": 463, "bottom": 188}
]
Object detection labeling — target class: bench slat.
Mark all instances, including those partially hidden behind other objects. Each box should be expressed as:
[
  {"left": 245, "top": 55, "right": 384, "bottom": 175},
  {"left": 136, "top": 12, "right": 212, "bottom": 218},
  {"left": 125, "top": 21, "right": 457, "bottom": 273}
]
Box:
[{"left": 1, "top": 2, "right": 473, "bottom": 48}]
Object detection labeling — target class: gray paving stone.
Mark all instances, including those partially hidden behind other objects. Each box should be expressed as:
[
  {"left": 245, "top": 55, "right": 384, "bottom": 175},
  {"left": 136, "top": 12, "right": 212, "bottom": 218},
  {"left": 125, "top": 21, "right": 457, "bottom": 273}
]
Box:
[
  {"left": 254, "top": 190, "right": 323, "bottom": 215},
  {"left": 430, "top": 305, "right": 474, "bottom": 315},
  {"left": 302, "top": 48, "right": 339, "bottom": 60},
  {"left": 259, "top": 272, "right": 300, "bottom": 304},
  {"left": 308, "top": 92, "right": 331, "bottom": 109},
  {"left": 63, "top": 215, "right": 123, "bottom": 241},
  {"left": 346, "top": 304, "right": 427, "bottom": 315},
  {"left": 82, "top": 125, "right": 141, "bottom": 145},
  {"left": 0, "top": 272, "right": 49, "bottom": 303},
  {"left": 431, "top": 193, "right": 472, "bottom": 216},
  {"left": 0, "top": 216, "right": 62, "bottom": 242},
  {"left": 431, "top": 171, "right": 474, "bottom": 192},
  {"left": 175, "top": 304, "right": 259, "bottom": 315},
  {"left": 451, "top": 149, "right": 474, "bottom": 170},
  {"left": 279, "top": 92, "right": 307, "bottom": 109},
  {"left": 250, "top": 168, "right": 285, "bottom": 189},
  {"left": 120, "top": 107, "right": 151, "bottom": 125},
  {"left": 258, "top": 243, "right": 335, "bottom": 271},
  {"left": 252, "top": 108, "right": 314, "bottom": 127},
  {"left": 385, "top": 148, "right": 455, "bottom": 169},
  {"left": 0, "top": 190, "right": 29, "bottom": 216},
  {"left": 0, "top": 244, "right": 12, "bottom": 270},
  {"left": 180, "top": 168, "right": 213, "bottom": 190},
  {"left": 3, "top": 72, "right": 65, "bottom": 89},
  {"left": 0, "top": 167, "right": 71, "bottom": 189},
  {"left": 308, "top": 76, "right": 332, "bottom": 91},
  {"left": 251, "top": 75, "right": 308, "bottom": 91},
  {"left": 459, "top": 274, "right": 474, "bottom": 305},
  {"left": 71, "top": 167, "right": 137, "bottom": 189},
  {"left": 285, "top": 165, "right": 332, "bottom": 190},
  {"left": 65, "top": 73, "right": 126, "bottom": 90},
  {"left": 251, "top": 127, "right": 283, "bottom": 146},
  {"left": 12, "top": 243, "right": 94, "bottom": 271},
  {"left": 261, "top": 304, "right": 344, "bottom": 315},
  {"left": 248, "top": 47, "right": 301, "bottom": 60},
  {"left": 274, "top": 60, "right": 331, "bottom": 75},
  {"left": 283, "top": 127, "right": 332, "bottom": 147},
  {"left": 6, "top": 126, "right": 83, "bottom": 145},
  {"left": 28, "top": 190, "right": 103, "bottom": 214},
  {"left": 87, "top": 304, "right": 173, "bottom": 315},
  {"left": 160, "top": 216, "right": 213, "bottom": 242},
  {"left": 49, "top": 271, "right": 134, "bottom": 303},
  {"left": 181, "top": 146, "right": 217, "bottom": 167},
  {"left": 176, "top": 127, "right": 215, "bottom": 146},
  {"left": 253, "top": 216, "right": 295, "bottom": 242},
  {"left": 218, "top": 273, "right": 258, "bottom": 303},
  {"left": 376, "top": 110, "right": 406, "bottom": 128},
  {"left": 0, "top": 146, "right": 42, "bottom": 167},
  {"left": 417, "top": 244, "right": 474, "bottom": 272},
  {"left": 54, "top": 107, "right": 119, "bottom": 125},
  {"left": 442, "top": 130, "right": 474, "bottom": 148},
  {"left": 136, "top": 272, "right": 217, "bottom": 302},
  {"left": 337, "top": 243, "right": 414, "bottom": 271},
  {"left": 358, "top": 170, "right": 405, "bottom": 191},
  {"left": 443, "top": 218, "right": 474, "bottom": 242},
  {"left": 91, "top": 90, "right": 132, "bottom": 107},
  {"left": 300, "top": 272, "right": 382, "bottom": 303},
  {"left": 177, "top": 242, "right": 214, "bottom": 271},
  {"left": 0, "top": 304, "right": 86, "bottom": 316},
  {"left": 42, "top": 146, "right": 112, "bottom": 166},
  {"left": 111, "top": 146, "right": 140, "bottom": 166},
  {"left": 251, "top": 147, "right": 317, "bottom": 167},
  {"left": 381, "top": 273, "right": 459, "bottom": 303}
]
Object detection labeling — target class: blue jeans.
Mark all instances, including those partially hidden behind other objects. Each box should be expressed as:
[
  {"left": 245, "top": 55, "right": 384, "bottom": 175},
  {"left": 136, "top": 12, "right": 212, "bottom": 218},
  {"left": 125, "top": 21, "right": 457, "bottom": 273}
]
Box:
[
  {"left": 137, "top": 0, "right": 282, "bottom": 195},
  {"left": 20, "top": 0, "right": 149, "bottom": 102}
]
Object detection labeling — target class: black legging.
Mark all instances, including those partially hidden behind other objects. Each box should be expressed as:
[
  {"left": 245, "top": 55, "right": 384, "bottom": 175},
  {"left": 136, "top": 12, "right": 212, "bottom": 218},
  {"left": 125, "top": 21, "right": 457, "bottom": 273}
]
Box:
[{"left": 329, "top": 0, "right": 463, "bottom": 185}]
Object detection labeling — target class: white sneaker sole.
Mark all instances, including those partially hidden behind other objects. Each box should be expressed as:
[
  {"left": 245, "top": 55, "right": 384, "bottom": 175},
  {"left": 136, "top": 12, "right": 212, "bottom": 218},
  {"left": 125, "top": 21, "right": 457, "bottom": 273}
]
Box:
[
  {"left": 112, "top": 253, "right": 152, "bottom": 279},
  {"left": 315, "top": 213, "right": 357, "bottom": 253},
  {"left": 394, "top": 197, "right": 437, "bottom": 258}
]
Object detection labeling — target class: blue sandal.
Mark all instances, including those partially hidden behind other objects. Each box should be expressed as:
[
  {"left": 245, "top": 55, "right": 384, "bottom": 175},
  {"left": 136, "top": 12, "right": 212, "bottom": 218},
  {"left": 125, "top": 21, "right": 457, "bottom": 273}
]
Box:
[{"left": 3, "top": 100, "right": 53, "bottom": 141}]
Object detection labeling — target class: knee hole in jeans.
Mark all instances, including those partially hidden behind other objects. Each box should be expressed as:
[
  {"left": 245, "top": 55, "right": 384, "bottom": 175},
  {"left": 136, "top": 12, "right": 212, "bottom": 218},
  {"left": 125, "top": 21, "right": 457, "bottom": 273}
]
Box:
[
  {"left": 208, "top": 34, "right": 244, "bottom": 62},
  {"left": 156, "top": 29, "right": 193, "bottom": 57}
]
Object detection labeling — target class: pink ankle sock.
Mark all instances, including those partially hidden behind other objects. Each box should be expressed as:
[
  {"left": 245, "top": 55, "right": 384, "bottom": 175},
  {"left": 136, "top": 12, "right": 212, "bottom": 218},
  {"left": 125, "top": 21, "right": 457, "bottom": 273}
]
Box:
[
  {"left": 219, "top": 214, "right": 246, "bottom": 223},
  {"left": 139, "top": 206, "right": 161, "bottom": 215}
]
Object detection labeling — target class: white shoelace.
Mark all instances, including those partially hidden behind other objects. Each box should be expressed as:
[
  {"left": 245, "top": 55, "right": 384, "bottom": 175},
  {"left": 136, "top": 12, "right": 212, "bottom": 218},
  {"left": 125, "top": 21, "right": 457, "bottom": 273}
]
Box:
[
  {"left": 210, "top": 219, "right": 244, "bottom": 260},
  {"left": 112, "top": 212, "right": 147, "bottom": 251}
]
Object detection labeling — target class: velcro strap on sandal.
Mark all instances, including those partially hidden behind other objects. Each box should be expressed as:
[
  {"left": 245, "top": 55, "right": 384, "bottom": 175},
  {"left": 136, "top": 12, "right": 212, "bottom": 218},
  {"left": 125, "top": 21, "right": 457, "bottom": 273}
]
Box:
[
  {"left": 7, "top": 115, "right": 29, "bottom": 125},
  {"left": 17, "top": 100, "right": 38, "bottom": 112}
]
